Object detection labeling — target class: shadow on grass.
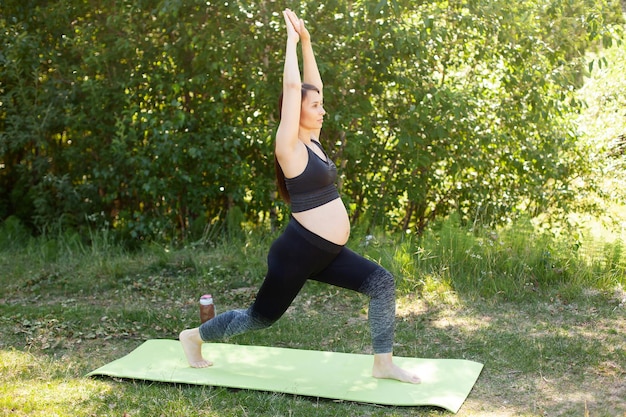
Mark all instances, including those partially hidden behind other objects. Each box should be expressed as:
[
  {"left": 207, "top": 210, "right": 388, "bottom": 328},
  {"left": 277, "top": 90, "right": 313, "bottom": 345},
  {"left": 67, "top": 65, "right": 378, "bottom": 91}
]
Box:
[{"left": 394, "top": 292, "right": 626, "bottom": 416}]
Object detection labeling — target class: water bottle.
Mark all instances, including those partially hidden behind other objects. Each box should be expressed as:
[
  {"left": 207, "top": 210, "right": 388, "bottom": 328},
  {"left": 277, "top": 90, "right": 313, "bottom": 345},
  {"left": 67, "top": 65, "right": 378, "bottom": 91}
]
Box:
[{"left": 199, "top": 294, "right": 215, "bottom": 324}]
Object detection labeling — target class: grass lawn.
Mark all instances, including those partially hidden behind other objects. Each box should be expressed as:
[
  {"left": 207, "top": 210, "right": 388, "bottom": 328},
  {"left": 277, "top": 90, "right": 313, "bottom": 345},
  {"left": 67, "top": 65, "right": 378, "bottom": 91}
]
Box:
[{"left": 1, "top": 217, "right": 624, "bottom": 417}]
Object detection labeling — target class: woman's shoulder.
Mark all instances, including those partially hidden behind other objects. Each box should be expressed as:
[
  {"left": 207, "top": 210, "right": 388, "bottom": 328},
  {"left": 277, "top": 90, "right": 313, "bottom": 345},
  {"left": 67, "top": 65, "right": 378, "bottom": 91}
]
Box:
[{"left": 276, "top": 140, "right": 310, "bottom": 179}]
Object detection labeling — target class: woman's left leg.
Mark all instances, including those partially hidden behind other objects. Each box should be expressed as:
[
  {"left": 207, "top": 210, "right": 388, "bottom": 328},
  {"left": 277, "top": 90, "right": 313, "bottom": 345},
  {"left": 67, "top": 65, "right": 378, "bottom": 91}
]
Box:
[
  {"left": 311, "top": 247, "right": 395, "bottom": 354},
  {"left": 312, "top": 247, "right": 421, "bottom": 384}
]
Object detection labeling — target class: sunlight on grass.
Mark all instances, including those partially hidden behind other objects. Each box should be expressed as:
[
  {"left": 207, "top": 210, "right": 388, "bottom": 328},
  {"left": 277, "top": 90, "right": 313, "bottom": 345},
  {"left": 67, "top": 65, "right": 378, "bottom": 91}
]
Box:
[
  {"left": 0, "top": 349, "right": 111, "bottom": 416},
  {"left": 428, "top": 314, "right": 492, "bottom": 333},
  {"left": 396, "top": 295, "right": 429, "bottom": 318},
  {"left": 421, "top": 273, "right": 461, "bottom": 305},
  {"left": 0, "top": 349, "right": 32, "bottom": 379}
]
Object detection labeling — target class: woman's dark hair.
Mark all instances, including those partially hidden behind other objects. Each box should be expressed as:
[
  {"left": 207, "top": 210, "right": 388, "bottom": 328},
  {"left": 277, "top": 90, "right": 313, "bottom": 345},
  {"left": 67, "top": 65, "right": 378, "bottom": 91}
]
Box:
[{"left": 275, "top": 83, "right": 320, "bottom": 203}]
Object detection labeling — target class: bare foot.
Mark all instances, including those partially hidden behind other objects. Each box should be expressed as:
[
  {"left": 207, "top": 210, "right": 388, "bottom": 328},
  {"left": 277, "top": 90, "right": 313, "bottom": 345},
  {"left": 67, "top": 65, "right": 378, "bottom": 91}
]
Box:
[
  {"left": 372, "top": 353, "right": 421, "bottom": 384},
  {"left": 179, "top": 328, "right": 213, "bottom": 368}
]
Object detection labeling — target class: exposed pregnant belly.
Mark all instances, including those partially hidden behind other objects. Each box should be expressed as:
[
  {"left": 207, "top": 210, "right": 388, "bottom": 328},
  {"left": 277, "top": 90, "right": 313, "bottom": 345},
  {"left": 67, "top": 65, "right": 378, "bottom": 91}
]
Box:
[{"left": 292, "top": 198, "right": 350, "bottom": 245}]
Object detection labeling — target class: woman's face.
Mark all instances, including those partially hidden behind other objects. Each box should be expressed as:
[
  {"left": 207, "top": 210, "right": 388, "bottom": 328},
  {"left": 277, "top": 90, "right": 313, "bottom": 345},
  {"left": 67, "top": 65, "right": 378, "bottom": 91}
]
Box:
[{"left": 300, "top": 90, "right": 325, "bottom": 130}]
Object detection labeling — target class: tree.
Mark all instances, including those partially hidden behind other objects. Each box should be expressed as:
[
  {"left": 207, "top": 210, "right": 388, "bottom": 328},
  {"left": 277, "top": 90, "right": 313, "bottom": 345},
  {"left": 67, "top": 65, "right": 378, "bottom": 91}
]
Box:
[{"left": 1, "top": 0, "right": 623, "bottom": 242}]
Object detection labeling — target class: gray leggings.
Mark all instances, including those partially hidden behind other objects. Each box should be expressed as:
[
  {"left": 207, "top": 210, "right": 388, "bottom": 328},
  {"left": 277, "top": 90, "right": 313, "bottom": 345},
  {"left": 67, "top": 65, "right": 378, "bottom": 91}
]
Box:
[{"left": 198, "top": 218, "right": 396, "bottom": 354}]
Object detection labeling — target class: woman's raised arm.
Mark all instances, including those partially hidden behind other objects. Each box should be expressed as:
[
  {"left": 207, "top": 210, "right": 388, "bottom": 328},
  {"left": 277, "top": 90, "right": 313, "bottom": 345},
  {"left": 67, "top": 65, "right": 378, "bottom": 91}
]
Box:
[
  {"left": 275, "top": 9, "right": 303, "bottom": 161},
  {"left": 297, "top": 16, "right": 323, "bottom": 99}
]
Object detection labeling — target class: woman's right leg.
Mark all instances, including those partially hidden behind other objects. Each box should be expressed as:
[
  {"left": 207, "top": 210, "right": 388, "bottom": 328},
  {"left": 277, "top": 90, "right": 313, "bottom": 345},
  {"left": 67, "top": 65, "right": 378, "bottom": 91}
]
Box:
[
  {"left": 198, "top": 221, "right": 339, "bottom": 341},
  {"left": 180, "top": 219, "right": 341, "bottom": 367}
]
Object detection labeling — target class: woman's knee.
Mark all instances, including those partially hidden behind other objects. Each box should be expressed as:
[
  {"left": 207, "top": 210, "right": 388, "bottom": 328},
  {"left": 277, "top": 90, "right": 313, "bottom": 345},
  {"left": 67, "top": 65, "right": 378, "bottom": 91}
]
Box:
[
  {"left": 247, "top": 306, "right": 280, "bottom": 330},
  {"left": 358, "top": 267, "right": 396, "bottom": 299}
]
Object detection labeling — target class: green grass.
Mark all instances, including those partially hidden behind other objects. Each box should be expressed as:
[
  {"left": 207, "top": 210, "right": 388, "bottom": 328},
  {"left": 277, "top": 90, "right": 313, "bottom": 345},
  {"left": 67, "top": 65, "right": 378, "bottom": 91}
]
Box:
[{"left": 1, "top": 212, "right": 625, "bottom": 417}]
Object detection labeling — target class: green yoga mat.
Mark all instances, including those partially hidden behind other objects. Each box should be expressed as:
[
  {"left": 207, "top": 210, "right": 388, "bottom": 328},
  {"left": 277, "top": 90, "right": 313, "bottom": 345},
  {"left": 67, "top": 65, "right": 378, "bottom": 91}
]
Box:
[{"left": 87, "top": 340, "right": 483, "bottom": 413}]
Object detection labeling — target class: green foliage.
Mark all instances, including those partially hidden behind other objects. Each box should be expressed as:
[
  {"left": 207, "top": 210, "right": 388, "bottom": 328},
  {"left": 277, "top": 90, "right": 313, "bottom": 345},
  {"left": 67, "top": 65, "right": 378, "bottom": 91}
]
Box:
[
  {"left": 0, "top": 215, "right": 30, "bottom": 250},
  {"left": 1, "top": 0, "right": 623, "bottom": 243},
  {"left": 321, "top": 0, "right": 624, "bottom": 233},
  {"left": 577, "top": 31, "right": 626, "bottom": 213},
  {"left": 0, "top": 0, "right": 283, "bottom": 243}
]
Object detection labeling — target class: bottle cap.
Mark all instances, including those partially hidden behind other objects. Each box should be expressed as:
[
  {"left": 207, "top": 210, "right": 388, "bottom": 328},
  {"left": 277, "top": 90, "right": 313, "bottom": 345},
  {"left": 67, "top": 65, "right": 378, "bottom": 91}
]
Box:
[{"left": 199, "top": 294, "right": 213, "bottom": 305}]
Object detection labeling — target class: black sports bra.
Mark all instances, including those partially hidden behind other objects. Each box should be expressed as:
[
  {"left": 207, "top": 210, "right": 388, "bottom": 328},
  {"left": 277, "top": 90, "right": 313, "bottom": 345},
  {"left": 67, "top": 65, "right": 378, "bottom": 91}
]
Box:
[{"left": 284, "top": 140, "right": 340, "bottom": 213}]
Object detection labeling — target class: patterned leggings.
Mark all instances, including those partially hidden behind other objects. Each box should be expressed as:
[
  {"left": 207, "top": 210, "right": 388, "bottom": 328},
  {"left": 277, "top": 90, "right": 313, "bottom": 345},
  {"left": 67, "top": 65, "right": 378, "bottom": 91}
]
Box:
[{"left": 198, "top": 217, "right": 396, "bottom": 354}]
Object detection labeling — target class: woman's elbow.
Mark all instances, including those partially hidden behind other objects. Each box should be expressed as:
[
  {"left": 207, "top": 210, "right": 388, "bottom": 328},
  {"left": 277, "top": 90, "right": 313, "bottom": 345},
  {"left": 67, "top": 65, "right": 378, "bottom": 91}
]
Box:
[{"left": 282, "top": 80, "right": 301, "bottom": 91}]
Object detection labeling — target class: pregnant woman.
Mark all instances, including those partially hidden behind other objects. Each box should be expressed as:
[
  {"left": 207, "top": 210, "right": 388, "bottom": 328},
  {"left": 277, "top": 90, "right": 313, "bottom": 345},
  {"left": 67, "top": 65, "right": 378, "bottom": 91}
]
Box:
[{"left": 179, "top": 8, "right": 420, "bottom": 385}]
